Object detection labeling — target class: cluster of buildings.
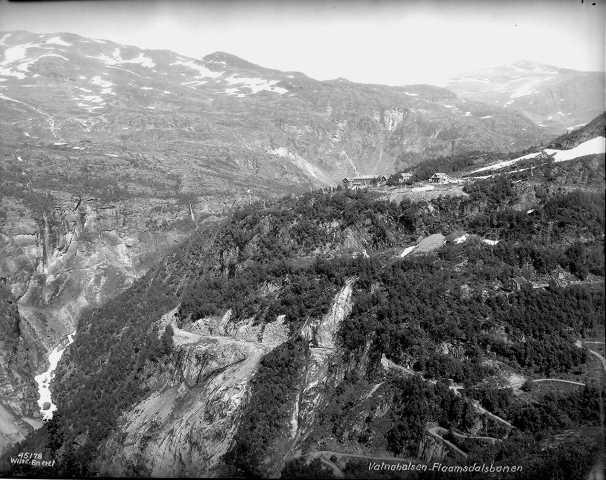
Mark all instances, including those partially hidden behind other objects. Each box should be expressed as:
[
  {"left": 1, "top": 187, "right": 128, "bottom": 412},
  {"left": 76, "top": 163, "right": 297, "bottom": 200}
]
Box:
[{"left": 342, "top": 171, "right": 455, "bottom": 188}]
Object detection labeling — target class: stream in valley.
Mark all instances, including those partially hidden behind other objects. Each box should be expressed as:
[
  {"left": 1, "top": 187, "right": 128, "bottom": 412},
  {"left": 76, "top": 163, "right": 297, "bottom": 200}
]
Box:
[{"left": 34, "top": 333, "right": 76, "bottom": 420}]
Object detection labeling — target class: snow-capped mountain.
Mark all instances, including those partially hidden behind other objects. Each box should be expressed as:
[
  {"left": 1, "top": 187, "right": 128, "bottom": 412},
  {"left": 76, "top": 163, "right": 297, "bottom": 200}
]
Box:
[
  {"left": 447, "top": 60, "right": 604, "bottom": 135},
  {"left": 0, "top": 30, "right": 546, "bottom": 199}
]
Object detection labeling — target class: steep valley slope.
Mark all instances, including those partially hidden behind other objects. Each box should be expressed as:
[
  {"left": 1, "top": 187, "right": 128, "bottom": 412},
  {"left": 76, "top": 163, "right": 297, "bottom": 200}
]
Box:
[
  {"left": 2, "top": 130, "right": 603, "bottom": 478},
  {"left": 0, "top": 186, "right": 197, "bottom": 457}
]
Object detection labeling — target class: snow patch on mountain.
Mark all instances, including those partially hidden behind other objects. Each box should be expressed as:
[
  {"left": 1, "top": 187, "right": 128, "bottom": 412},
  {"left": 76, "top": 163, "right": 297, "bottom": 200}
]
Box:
[
  {"left": 0, "top": 33, "right": 11, "bottom": 45},
  {"left": 551, "top": 136, "right": 606, "bottom": 162},
  {"left": 2, "top": 44, "right": 34, "bottom": 64},
  {"left": 45, "top": 36, "right": 72, "bottom": 47},
  {"left": 224, "top": 75, "right": 288, "bottom": 95},
  {"left": 1, "top": 51, "right": 68, "bottom": 79},
  {"left": 77, "top": 99, "right": 103, "bottom": 112},
  {"left": 223, "top": 87, "right": 246, "bottom": 97},
  {"left": 120, "top": 52, "right": 155, "bottom": 68},
  {"left": 90, "top": 75, "right": 114, "bottom": 95},
  {"left": 89, "top": 48, "right": 155, "bottom": 68},
  {"left": 469, "top": 154, "right": 532, "bottom": 174},
  {"left": 79, "top": 94, "right": 103, "bottom": 104},
  {"left": 0, "top": 44, "right": 39, "bottom": 78},
  {"left": 510, "top": 88, "right": 536, "bottom": 99},
  {"left": 470, "top": 136, "right": 606, "bottom": 174},
  {"left": 171, "top": 59, "right": 223, "bottom": 79}
]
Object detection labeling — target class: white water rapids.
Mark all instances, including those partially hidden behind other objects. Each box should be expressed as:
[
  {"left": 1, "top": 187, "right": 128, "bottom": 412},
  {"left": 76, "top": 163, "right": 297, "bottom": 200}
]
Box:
[{"left": 34, "top": 333, "right": 75, "bottom": 420}]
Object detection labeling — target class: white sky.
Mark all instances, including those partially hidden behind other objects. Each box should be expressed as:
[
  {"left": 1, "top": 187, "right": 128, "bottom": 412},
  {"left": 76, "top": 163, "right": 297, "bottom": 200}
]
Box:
[{"left": 0, "top": 0, "right": 604, "bottom": 85}]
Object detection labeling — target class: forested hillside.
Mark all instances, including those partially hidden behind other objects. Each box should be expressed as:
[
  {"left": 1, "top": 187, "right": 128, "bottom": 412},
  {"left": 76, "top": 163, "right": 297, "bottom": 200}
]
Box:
[{"left": 2, "top": 151, "right": 604, "bottom": 479}]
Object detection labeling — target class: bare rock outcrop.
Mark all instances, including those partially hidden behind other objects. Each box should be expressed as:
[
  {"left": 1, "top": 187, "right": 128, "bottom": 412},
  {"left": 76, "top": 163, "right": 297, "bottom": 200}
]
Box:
[
  {"left": 0, "top": 196, "right": 190, "bottom": 455},
  {"left": 98, "top": 306, "right": 290, "bottom": 477},
  {"left": 98, "top": 278, "right": 357, "bottom": 477}
]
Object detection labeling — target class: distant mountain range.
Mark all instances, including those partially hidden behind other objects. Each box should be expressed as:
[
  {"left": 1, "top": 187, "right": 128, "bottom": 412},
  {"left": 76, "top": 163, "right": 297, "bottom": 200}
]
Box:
[
  {"left": 447, "top": 60, "right": 604, "bottom": 135},
  {"left": 0, "top": 30, "right": 548, "bottom": 200},
  {"left": 548, "top": 112, "right": 606, "bottom": 149}
]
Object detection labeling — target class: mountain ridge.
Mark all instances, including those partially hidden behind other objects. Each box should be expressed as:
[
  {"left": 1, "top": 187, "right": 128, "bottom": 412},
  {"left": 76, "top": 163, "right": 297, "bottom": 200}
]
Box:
[
  {"left": 0, "top": 29, "right": 547, "bottom": 185},
  {"left": 448, "top": 59, "right": 604, "bottom": 135}
]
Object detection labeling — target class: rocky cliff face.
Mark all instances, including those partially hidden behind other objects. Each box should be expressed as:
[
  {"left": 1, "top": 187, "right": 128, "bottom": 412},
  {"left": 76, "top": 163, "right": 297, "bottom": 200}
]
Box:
[
  {"left": 96, "top": 304, "right": 288, "bottom": 477},
  {"left": 2, "top": 196, "right": 191, "bottom": 346},
  {"left": 417, "top": 431, "right": 449, "bottom": 463},
  {"left": 0, "top": 285, "right": 40, "bottom": 455},
  {"left": 291, "top": 278, "right": 356, "bottom": 447},
  {"left": 0, "top": 194, "right": 191, "bottom": 455},
  {"left": 95, "top": 278, "right": 357, "bottom": 478}
]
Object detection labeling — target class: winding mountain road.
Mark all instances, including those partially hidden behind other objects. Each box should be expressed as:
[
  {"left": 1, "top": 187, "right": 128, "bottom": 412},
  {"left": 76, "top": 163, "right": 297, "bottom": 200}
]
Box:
[
  {"left": 426, "top": 426, "right": 468, "bottom": 459},
  {"left": 471, "top": 400, "right": 514, "bottom": 429},
  {"left": 588, "top": 349, "right": 606, "bottom": 372},
  {"left": 449, "top": 430, "right": 502, "bottom": 445},
  {"left": 531, "top": 378, "right": 586, "bottom": 386}
]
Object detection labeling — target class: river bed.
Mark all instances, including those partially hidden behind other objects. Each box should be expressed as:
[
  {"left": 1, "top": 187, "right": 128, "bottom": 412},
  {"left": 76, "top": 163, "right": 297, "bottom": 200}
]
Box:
[{"left": 34, "top": 333, "right": 75, "bottom": 420}]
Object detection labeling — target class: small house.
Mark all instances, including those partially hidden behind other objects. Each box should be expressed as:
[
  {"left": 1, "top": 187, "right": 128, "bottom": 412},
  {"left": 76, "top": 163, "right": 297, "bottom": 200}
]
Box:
[
  {"left": 429, "top": 172, "right": 452, "bottom": 184},
  {"left": 388, "top": 172, "right": 414, "bottom": 185},
  {"left": 343, "top": 175, "right": 387, "bottom": 188}
]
